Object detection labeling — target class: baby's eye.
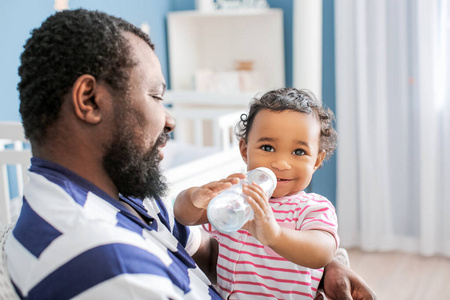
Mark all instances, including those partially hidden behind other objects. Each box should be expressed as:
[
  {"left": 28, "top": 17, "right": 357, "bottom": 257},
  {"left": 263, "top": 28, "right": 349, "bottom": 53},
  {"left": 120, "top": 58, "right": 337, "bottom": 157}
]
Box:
[
  {"left": 261, "top": 145, "right": 274, "bottom": 152},
  {"left": 293, "top": 149, "right": 306, "bottom": 156}
]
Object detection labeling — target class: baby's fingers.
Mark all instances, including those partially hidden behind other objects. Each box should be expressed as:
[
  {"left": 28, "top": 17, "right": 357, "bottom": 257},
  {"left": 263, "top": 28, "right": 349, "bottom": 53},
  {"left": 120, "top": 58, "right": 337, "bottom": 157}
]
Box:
[
  {"left": 243, "top": 184, "right": 269, "bottom": 212},
  {"left": 203, "top": 174, "right": 241, "bottom": 192},
  {"left": 226, "top": 173, "right": 246, "bottom": 181},
  {"left": 244, "top": 183, "right": 268, "bottom": 202},
  {"left": 202, "top": 180, "right": 233, "bottom": 193},
  {"left": 191, "top": 181, "right": 233, "bottom": 205},
  {"left": 205, "top": 173, "right": 244, "bottom": 192}
]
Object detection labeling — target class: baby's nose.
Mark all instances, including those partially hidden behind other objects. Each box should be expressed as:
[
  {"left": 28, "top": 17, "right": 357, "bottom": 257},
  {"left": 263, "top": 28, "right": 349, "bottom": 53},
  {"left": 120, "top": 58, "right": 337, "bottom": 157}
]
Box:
[{"left": 270, "top": 159, "right": 291, "bottom": 170}]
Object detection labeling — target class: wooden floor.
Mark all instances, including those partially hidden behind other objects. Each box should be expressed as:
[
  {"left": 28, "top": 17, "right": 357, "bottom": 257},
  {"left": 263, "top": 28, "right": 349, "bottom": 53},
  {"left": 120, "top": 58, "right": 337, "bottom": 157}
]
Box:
[{"left": 347, "top": 248, "right": 450, "bottom": 300}]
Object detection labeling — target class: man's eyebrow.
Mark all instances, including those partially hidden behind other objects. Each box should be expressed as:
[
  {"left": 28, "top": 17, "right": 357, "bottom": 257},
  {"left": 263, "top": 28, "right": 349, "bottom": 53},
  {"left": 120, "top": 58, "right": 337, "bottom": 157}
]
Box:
[{"left": 150, "top": 82, "right": 166, "bottom": 94}]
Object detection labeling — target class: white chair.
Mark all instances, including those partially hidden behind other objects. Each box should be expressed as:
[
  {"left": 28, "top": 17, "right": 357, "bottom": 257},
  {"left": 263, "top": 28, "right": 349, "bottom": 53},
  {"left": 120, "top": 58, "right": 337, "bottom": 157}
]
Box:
[
  {"left": 0, "top": 223, "right": 20, "bottom": 299},
  {"left": 0, "top": 122, "right": 31, "bottom": 226}
]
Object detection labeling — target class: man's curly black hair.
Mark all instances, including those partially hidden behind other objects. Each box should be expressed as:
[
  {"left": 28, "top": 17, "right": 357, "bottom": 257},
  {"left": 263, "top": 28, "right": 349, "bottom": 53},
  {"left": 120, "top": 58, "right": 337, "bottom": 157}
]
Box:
[
  {"left": 18, "top": 9, "right": 154, "bottom": 143},
  {"left": 236, "top": 88, "right": 338, "bottom": 167}
]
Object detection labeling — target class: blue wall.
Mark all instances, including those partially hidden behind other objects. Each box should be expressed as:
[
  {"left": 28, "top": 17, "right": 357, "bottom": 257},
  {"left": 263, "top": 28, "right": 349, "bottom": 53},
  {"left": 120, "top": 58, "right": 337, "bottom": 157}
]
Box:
[
  {"left": 0, "top": 0, "right": 171, "bottom": 122},
  {"left": 310, "top": 0, "right": 337, "bottom": 205},
  {"left": 0, "top": 1, "right": 54, "bottom": 122}
]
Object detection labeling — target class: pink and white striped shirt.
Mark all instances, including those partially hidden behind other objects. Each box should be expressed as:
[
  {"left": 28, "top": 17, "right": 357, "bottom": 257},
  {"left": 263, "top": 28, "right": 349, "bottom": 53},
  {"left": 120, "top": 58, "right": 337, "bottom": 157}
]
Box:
[{"left": 203, "top": 191, "right": 339, "bottom": 299}]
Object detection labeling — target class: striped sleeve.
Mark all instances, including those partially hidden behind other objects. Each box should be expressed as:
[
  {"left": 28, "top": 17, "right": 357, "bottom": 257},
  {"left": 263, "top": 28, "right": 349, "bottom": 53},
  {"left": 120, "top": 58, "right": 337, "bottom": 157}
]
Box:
[
  {"left": 297, "top": 193, "right": 340, "bottom": 248},
  {"left": 12, "top": 242, "right": 185, "bottom": 299}
]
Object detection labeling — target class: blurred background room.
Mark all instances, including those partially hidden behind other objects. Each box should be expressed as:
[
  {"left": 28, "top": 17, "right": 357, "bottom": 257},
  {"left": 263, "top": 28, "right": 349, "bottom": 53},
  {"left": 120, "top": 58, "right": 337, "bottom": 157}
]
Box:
[{"left": 0, "top": 1, "right": 449, "bottom": 299}]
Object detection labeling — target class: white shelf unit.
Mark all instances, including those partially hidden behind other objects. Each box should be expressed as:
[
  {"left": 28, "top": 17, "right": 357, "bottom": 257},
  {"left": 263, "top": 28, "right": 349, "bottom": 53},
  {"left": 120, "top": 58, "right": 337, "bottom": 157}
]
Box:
[
  {"left": 167, "top": 9, "right": 285, "bottom": 104},
  {"left": 164, "top": 90, "right": 258, "bottom": 109}
]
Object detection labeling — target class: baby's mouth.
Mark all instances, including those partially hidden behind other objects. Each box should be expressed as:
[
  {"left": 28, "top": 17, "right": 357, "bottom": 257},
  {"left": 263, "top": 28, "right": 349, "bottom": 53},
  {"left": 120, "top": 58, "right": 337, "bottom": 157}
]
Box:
[{"left": 277, "top": 178, "right": 290, "bottom": 182}]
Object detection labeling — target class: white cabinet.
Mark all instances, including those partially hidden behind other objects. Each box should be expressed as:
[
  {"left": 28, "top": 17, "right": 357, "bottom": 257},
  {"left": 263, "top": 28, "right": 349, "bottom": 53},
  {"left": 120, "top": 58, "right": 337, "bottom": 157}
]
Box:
[{"left": 166, "top": 9, "right": 285, "bottom": 106}]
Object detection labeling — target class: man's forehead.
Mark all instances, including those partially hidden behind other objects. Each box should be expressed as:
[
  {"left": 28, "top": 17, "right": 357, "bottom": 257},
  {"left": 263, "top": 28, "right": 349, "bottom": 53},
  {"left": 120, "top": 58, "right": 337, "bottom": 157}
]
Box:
[
  {"left": 122, "top": 31, "right": 165, "bottom": 88},
  {"left": 122, "top": 31, "right": 152, "bottom": 56}
]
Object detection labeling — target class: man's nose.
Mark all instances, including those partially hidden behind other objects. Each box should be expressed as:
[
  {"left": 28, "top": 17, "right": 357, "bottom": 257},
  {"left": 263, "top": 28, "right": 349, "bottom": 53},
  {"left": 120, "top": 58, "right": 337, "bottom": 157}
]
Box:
[{"left": 164, "top": 109, "right": 175, "bottom": 133}]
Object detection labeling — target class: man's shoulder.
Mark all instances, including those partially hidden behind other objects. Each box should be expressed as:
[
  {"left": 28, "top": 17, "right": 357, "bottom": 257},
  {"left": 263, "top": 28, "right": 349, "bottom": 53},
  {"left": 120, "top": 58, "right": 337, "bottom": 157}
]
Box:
[{"left": 5, "top": 212, "right": 190, "bottom": 299}]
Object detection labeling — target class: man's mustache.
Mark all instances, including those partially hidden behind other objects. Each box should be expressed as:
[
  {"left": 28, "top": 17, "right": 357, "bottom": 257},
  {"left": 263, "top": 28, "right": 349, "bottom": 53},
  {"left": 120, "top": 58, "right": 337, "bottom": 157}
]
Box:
[{"left": 156, "top": 132, "right": 170, "bottom": 147}]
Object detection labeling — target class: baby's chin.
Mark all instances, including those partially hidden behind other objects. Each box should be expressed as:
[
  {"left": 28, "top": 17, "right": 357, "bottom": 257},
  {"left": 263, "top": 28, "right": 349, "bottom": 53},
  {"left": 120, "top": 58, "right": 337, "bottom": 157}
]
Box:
[{"left": 271, "top": 189, "right": 302, "bottom": 198}]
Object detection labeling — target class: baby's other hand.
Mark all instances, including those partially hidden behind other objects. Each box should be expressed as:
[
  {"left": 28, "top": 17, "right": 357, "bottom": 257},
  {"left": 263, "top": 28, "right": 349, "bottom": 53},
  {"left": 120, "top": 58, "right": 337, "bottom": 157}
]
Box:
[
  {"left": 242, "top": 183, "right": 280, "bottom": 245},
  {"left": 190, "top": 173, "right": 245, "bottom": 209}
]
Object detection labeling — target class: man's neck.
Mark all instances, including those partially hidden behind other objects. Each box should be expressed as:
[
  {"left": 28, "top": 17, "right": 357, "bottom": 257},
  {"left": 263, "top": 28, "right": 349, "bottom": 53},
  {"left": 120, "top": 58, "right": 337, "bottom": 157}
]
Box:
[{"left": 32, "top": 144, "right": 120, "bottom": 201}]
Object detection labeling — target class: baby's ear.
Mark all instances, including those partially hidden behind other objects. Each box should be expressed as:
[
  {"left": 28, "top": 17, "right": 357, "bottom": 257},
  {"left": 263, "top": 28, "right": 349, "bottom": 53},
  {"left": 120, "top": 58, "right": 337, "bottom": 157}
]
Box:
[
  {"left": 239, "top": 138, "right": 248, "bottom": 164},
  {"left": 314, "top": 150, "right": 326, "bottom": 171}
]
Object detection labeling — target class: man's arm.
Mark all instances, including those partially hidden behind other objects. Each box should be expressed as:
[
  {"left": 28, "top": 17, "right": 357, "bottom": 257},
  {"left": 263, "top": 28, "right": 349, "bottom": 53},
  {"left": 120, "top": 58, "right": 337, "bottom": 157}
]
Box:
[
  {"left": 191, "top": 229, "right": 218, "bottom": 284},
  {"left": 316, "top": 249, "right": 377, "bottom": 300}
]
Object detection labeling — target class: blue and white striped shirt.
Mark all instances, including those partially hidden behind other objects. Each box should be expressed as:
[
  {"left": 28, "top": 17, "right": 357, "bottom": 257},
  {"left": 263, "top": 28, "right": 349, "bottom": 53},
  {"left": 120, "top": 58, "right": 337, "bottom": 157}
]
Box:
[{"left": 5, "top": 158, "right": 221, "bottom": 299}]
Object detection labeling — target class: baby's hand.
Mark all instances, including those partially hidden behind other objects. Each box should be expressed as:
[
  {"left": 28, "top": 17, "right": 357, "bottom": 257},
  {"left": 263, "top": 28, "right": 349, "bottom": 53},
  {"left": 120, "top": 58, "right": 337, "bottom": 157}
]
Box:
[
  {"left": 190, "top": 173, "right": 246, "bottom": 209},
  {"left": 242, "top": 183, "right": 281, "bottom": 245}
]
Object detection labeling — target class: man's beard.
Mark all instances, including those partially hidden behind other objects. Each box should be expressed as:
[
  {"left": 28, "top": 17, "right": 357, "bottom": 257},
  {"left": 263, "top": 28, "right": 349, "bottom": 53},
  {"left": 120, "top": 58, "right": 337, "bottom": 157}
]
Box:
[{"left": 102, "top": 115, "right": 170, "bottom": 200}]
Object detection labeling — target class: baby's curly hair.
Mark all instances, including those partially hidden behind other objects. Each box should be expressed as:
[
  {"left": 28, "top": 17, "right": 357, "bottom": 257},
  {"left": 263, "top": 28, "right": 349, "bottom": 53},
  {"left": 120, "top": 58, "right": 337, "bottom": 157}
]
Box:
[
  {"left": 236, "top": 88, "right": 338, "bottom": 166},
  {"left": 18, "top": 9, "right": 154, "bottom": 143}
]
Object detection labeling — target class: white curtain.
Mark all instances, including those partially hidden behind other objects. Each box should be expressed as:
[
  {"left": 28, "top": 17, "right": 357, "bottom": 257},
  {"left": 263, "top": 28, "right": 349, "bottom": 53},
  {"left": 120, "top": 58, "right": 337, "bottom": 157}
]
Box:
[
  {"left": 335, "top": 0, "right": 450, "bottom": 256},
  {"left": 293, "top": 0, "right": 323, "bottom": 101}
]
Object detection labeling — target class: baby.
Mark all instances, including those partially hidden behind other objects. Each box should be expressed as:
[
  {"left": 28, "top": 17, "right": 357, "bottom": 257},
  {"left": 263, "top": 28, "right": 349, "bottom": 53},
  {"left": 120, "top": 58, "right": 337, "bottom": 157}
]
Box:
[{"left": 174, "top": 87, "right": 339, "bottom": 299}]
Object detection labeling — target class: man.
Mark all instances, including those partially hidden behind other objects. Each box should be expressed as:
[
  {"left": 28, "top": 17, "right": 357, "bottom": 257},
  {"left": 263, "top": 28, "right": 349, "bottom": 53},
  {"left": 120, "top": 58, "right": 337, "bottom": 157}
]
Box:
[{"left": 5, "top": 9, "right": 375, "bottom": 299}]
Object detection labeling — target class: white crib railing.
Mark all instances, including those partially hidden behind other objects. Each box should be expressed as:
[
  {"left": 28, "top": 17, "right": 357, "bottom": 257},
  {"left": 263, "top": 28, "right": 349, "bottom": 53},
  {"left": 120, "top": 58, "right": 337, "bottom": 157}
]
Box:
[
  {"left": 167, "top": 108, "right": 244, "bottom": 150},
  {"left": 163, "top": 107, "right": 247, "bottom": 203},
  {"left": 0, "top": 122, "right": 31, "bottom": 226}
]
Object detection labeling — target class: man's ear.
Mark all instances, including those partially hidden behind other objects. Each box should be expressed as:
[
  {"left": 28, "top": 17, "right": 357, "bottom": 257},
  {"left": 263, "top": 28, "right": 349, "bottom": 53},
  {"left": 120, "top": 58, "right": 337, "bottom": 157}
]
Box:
[
  {"left": 71, "top": 74, "right": 102, "bottom": 124},
  {"left": 239, "top": 138, "right": 248, "bottom": 164},
  {"left": 313, "top": 150, "right": 326, "bottom": 171}
]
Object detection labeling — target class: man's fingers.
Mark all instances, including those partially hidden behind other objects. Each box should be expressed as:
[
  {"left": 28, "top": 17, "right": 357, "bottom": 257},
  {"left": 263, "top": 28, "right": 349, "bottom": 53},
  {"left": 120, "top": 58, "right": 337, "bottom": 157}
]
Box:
[
  {"left": 352, "top": 283, "right": 377, "bottom": 300},
  {"left": 314, "top": 291, "right": 325, "bottom": 300},
  {"left": 326, "top": 278, "right": 352, "bottom": 300}
]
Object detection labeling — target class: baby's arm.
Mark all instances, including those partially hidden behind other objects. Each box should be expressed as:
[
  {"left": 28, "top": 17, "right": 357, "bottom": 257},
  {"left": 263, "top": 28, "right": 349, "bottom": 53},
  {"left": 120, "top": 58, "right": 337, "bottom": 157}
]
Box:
[
  {"left": 174, "top": 173, "right": 245, "bottom": 226},
  {"left": 243, "top": 183, "right": 337, "bottom": 269}
]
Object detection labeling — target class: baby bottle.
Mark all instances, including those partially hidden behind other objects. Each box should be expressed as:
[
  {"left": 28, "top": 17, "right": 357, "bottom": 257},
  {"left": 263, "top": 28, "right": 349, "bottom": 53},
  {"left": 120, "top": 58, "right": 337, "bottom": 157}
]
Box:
[{"left": 207, "top": 167, "right": 277, "bottom": 233}]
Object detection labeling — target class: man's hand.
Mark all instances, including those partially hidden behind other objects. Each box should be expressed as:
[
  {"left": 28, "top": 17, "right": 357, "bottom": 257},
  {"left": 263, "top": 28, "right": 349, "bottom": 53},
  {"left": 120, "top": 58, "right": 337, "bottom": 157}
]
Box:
[{"left": 316, "top": 251, "right": 377, "bottom": 300}]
